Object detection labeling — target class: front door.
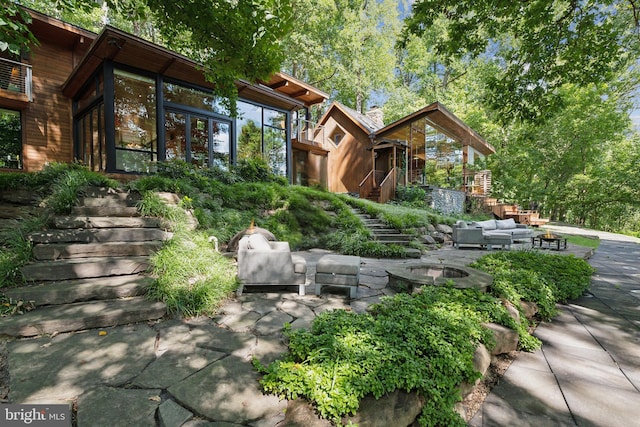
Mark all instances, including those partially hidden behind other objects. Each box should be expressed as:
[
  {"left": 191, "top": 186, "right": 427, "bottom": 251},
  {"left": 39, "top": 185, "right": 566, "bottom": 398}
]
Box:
[{"left": 164, "top": 110, "right": 230, "bottom": 168}]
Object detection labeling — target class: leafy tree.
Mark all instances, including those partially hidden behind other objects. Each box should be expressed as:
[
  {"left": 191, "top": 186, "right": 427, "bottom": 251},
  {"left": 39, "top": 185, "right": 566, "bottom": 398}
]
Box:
[
  {"left": 403, "top": 0, "right": 640, "bottom": 123},
  {"left": 283, "top": 0, "right": 403, "bottom": 113},
  {"left": 11, "top": 0, "right": 294, "bottom": 115},
  {"left": 488, "top": 83, "right": 640, "bottom": 230}
]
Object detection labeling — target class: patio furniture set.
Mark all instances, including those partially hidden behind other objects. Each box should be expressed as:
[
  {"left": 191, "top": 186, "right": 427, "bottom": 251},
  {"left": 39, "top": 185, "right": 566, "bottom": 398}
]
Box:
[
  {"left": 236, "top": 232, "right": 361, "bottom": 298},
  {"left": 235, "top": 220, "right": 565, "bottom": 298}
]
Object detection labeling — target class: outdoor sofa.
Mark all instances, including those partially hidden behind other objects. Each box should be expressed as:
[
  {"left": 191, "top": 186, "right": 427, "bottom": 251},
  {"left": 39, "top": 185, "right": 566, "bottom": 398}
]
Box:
[
  {"left": 236, "top": 233, "right": 307, "bottom": 295},
  {"left": 452, "top": 218, "right": 534, "bottom": 250}
]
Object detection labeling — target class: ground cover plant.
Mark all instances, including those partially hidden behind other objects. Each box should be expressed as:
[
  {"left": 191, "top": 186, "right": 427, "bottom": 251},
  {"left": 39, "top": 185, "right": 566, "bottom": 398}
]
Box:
[{"left": 257, "top": 250, "right": 595, "bottom": 426}]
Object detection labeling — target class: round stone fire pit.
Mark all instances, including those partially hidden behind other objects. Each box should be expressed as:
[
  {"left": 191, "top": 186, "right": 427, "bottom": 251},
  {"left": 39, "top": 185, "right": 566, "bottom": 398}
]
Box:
[{"left": 386, "top": 263, "right": 493, "bottom": 293}]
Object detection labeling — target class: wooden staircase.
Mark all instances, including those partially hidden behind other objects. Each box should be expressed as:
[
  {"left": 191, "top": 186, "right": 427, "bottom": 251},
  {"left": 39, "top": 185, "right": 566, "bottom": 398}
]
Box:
[
  {"left": 477, "top": 196, "right": 549, "bottom": 226},
  {"left": 0, "top": 187, "right": 169, "bottom": 338}
]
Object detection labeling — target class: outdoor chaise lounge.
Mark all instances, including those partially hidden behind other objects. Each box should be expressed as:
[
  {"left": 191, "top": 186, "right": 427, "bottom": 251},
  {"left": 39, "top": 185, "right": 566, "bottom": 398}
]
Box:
[
  {"left": 452, "top": 218, "right": 534, "bottom": 250},
  {"left": 236, "top": 233, "right": 307, "bottom": 295}
]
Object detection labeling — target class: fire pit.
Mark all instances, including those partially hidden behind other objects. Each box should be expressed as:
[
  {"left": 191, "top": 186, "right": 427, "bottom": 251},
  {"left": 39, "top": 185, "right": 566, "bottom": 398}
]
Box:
[
  {"left": 386, "top": 263, "right": 493, "bottom": 293},
  {"left": 532, "top": 232, "right": 567, "bottom": 251}
]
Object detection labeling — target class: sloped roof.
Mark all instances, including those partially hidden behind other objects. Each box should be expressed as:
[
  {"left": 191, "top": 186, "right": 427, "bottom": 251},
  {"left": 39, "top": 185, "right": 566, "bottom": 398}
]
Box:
[
  {"left": 317, "top": 101, "right": 386, "bottom": 134},
  {"left": 375, "top": 102, "right": 495, "bottom": 155},
  {"left": 21, "top": 9, "right": 324, "bottom": 110}
]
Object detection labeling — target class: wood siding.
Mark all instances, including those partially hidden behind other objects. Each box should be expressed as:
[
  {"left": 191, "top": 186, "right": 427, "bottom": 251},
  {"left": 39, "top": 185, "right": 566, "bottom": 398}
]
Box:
[
  {"left": 319, "top": 109, "right": 371, "bottom": 194},
  {"left": 21, "top": 39, "right": 83, "bottom": 172}
]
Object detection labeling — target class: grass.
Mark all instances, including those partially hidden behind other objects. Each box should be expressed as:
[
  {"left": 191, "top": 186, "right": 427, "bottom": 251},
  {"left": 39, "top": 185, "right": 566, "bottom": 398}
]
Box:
[{"left": 565, "top": 234, "right": 600, "bottom": 249}]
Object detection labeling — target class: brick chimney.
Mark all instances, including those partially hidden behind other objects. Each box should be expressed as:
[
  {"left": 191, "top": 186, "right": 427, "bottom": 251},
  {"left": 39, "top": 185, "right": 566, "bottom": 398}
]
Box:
[{"left": 365, "top": 106, "right": 384, "bottom": 128}]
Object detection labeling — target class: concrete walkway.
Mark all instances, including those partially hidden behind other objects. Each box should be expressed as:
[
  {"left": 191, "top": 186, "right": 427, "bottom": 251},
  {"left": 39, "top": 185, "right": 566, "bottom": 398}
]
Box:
[
  {"left": 470, "top": 225, "right": 640, "bottom": 427},
  {"left": 1, "top": 227, "right": 637, "bottom": 426}
]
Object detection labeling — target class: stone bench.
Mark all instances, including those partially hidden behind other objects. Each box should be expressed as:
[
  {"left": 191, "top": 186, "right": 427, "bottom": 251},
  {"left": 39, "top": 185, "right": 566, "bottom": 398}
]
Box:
[{"left": 315, "top": 254, "right": 361, "bottom": 299}]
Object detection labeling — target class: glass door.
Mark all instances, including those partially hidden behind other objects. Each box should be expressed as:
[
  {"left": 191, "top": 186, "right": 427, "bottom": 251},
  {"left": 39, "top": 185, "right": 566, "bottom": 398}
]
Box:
[{"left": 164, "top": 110, "right": 230, "bottom": 168}]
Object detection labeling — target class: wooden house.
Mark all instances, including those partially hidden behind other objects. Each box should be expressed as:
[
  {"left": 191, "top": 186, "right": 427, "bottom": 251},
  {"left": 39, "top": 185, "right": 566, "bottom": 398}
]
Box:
[
  {"left": 0, "top": 7, "right": 327, "bottom": 177},
  {"left": 305, "top": 101, "right": 496, "bottom": 203}
]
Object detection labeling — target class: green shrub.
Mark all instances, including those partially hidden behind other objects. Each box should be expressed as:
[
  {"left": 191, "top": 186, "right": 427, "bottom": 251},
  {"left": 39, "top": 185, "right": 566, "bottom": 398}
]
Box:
[
  {"left": 0, "top": 216, "right": 45, "bottom": 288},
  {"left": 472, "top": 251, "right": 594, "bottom": 304},
  {"left": 258, "top": 286, "right": 516, "bottom": 426},
  {"left": 148, "top": 230, "right": 238, "bottom": 316}
]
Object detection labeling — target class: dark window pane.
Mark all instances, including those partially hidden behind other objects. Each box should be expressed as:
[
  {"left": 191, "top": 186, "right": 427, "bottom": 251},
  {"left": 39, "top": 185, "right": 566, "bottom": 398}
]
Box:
[
  {"left": 163, "top": 82, "right": 229, "bottom": 115},
  {"left": 212, "top": 121, "right": 230, "bottom": 168},
  {"left": 114, "top": 69, "right": 157, "bottom": 172},
  {"left": 0, "top": 108, "right": 21, "bottom": 169},
  {"left": 165, "top": 112, "right": 186, "bottom": 161}
]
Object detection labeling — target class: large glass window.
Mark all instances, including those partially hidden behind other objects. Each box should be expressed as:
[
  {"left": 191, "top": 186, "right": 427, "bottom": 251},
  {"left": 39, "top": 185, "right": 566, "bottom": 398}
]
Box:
[
  {"left": 404, "top": 118, "right": 463, "bottom": 189},
  {"left": 114, "top": 69, "right": 157, "bottom": 172},
  {"left": 77, "top": 103, "right": 105, "bottom": 172},
  {"left": 236, "top": 101, "right": 288, "bottom": 176},
  {"left": 163, "top": 82, "right": 229, "bottom": 115},
  {"left": 0, "top": 108, "right": 21, "bottom": 169},
  {"left": 165, "top": 110, "right": 230, "bottom": 168}
]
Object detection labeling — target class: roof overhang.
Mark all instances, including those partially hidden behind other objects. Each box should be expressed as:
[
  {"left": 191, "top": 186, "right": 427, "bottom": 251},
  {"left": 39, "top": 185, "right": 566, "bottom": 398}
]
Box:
[
  {"left": 260, "top": 71, "right": 329, "bottom": 107},
  {"left": 26, "top": 7, "right": 97, "bottom": 50},
  {"left": 316, "top": 101, "right": 374, "bottom": 135},
  {"left": 62, "top": 27, "right": 306, "bottom": 111},
  {"left": 375, "top": 102, "right": 495, "bottom": 155}
]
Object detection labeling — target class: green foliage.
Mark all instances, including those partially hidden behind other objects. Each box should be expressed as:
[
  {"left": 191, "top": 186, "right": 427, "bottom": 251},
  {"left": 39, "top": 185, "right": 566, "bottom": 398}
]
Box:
[
  {"left": 403, "top": 0, "right": 638, "bottom": 123},
  {"left": 0, "top": 216, "right": 44, "bottom": 288},
  {"left": 148, "top": 229, "right": 238, "bottom": 316},
  {"left": 472, "top": 250, "right": 595, "bottom": 310},
  {"left": 258, "top": 286, "right": 516, "bottom": 426},
  {"left": 565, "top": 235, "right": 600, "bottom": 249},
  {"left": 33, "top": 163, "right": 119, "bottom": 214},
  {"left": 394, "top": 184, "right": 427, "bottom": 207},
  {"left": 136, "top": 191, "right": 188, "bottom": 230},
  {"left": 143, "top": 0, "right": 294, "bottom": 115}
]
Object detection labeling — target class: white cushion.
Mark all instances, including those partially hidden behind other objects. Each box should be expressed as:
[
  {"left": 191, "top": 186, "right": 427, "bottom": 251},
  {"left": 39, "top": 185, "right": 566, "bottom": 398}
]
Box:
[
  {"left": 496, "top": 218, "right": 517, "bottom": 229},
  {"left": 246, "top": 233, "right": 272, "bottom": 251}
]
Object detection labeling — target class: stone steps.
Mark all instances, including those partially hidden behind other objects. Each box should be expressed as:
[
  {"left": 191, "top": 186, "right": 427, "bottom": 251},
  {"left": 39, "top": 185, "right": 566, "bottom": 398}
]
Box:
[
  {"left": 33, "top": 241, "right": 163, "bottom": 260},
  {"left": 52, "top": 216, "right": 162, "bottom": 229},
  {"left": 29, "top": 227, "right": 171, "bottom": 244},
  {"left": 1, "top": 186, "right": 171, "bottom": 338},
  {"left": 350, "top": 208, "right": 418, "bottom": 253},
  {"left": 0, "top": 296, "right": 167, "bottom": 337},
  {"left": 21, "top": 256, "right": 151, "bottom": 281},
  {"left": 3, "top": 275, "right": 153, "bottom": 306}
]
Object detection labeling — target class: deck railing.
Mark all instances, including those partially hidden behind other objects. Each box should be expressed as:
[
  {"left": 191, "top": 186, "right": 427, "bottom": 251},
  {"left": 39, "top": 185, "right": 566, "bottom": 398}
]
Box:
[
  {"left": 378, "top": 168, "right": 397, "bottom": 204},
  {"left": 292, "top": 118, "right": 324, "bottom": 144},
  {"left": 0, "top": 58, "right": 32, "bottom": 101},
  {"left": 359, "top": 170, "right": 375, "bottom": 199}
]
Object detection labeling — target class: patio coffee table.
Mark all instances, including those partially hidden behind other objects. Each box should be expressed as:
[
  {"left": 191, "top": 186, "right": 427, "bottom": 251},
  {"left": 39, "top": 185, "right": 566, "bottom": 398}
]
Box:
[{"left": 532, "top": 233, "right": 567, "bottom": 251}]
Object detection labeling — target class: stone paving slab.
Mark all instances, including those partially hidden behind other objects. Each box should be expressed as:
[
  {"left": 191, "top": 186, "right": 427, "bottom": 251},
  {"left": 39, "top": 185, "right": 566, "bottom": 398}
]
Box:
[
  {"left": 7, "top": 325, "right": 157, "bottom": 402},
  {"left": 132, "top": 346, "right": 226, "bottom": 389},
  {"left": 168, "top": 355, "right": 287, "bottom": 424},
  {"left": 469, "top": 363, "right": 575, "bottom": 427},
  {"left": 77, "top": 386, "right": 161, "bottom": 427},
  {"left": 561, "top": 378, "right": 640, "bottom": 427}
]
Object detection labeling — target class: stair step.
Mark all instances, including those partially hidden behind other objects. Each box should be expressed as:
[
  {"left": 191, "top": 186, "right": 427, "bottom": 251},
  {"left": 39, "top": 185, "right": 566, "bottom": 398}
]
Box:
[
  {"left": 33, "top": 241, "right": 163, "bottom": 260},
  {"left": 21, "top": 256, "right": 151, "bottom": 281},
  {"left": 82, "top": 187, "right": 140, "bottom": 199},
  {"left": 29, "top": 228, "right": 172, "bottom": 244},
  {"left": 373, "top": 234, "right": 413, "bottom": 242},
  {"left": 3, "top": 275, "right": 153, "bottom": 306},
  {"left": 0, "top": 296, "right": 166, "bottom": 337},
  {"left": 372, "top": 240, "right": 413, "bottom": 246},
  {"left": 81, "top": 195, "right": 139, "bottom": 207},
  {"left": 72, "top": 206, "right": 140, "bottom": 217},
  {"left": 52, "top": 216, "right": 161, "bottom": 229},
  {"left": 367, "top": 227, "right": 399, "bottom": 233}
]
